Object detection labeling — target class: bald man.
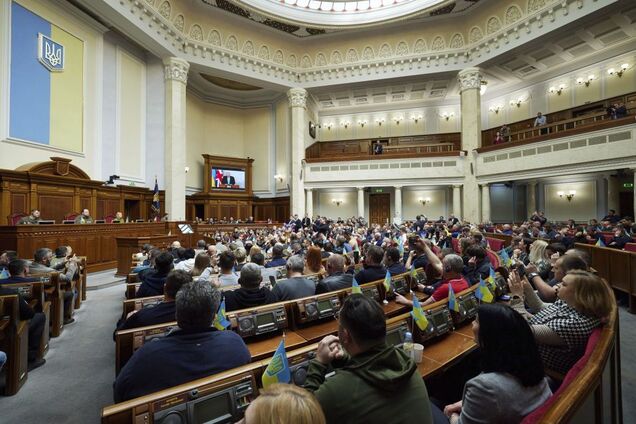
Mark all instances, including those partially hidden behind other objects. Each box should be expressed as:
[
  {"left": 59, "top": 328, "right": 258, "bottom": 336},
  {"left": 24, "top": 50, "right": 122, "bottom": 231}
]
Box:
[{"left": 316, "top": 254, "right": 354, "bottom": 294}]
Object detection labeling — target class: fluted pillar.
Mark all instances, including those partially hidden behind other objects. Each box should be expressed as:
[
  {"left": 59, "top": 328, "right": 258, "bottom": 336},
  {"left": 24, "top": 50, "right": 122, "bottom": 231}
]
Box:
[
  {"left": 357, "top": 187, "right": 365, "bottom": 219},
  {"left": 527, "top": 180, "right": 537, "bottom": 218},
  {"left": 458, "top": 67, "right": 483, "bottom": 223},
  {"left": 306, "top": 189, "right": 313, "bottom": 218},
  {"left": 607, "top": 174, "right": 620, "bottom": 213},
  {"left": 481, "top": 184, "right": 491, "bottom": 223},
  {"left": 163, "top": 57, "right": 189, "bottom": 221},
  {"left": 394, "top": 186, "right": 402, "bottom": 223},
  {"left": 287, "top": 88, "right": 308, "bottom": 216},
  {"left": 452, "top": 185, "right": 462, "bottom": 218}
]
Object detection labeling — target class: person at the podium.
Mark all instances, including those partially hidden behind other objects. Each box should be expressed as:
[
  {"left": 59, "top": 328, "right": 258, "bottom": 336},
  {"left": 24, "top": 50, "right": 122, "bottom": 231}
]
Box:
[
  {"left": 74, "top": 209, "right": 94, "bottom": 224},
  {"left": 18, "top": 209, "right": 41, "bottom": 225},
  {"left": 221, "top": 171, "right": 236, "bottom": 186}
]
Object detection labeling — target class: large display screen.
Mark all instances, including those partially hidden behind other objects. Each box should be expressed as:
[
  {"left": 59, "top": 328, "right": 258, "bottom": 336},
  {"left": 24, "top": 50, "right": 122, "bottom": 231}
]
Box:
[{"left": 211, "top": 168, "right": 245, "bottom": 190}]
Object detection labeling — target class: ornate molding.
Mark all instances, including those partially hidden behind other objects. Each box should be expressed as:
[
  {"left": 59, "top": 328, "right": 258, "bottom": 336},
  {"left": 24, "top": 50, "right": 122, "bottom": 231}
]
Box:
[
  {"left": 287, "top": 88, "right": 308, "bottom": 109},
  {"left": 457, "top": 67, "right": 482, "bottom": 92},
  {"left": 163, "top": 57, "right": 190, "bottom": 84}
]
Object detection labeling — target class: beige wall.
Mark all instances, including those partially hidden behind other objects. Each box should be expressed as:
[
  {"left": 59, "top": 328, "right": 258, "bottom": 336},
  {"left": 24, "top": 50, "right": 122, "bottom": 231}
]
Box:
[
  {"left": 275, "top": 98, "right": 289, "bottom": 193},
  {"left": 244, "top": 107, "right": 271, "bottom": 192},
  {"left": 402, "top": 188, "right": 448, "bottom": 221},
  {"left": 544, "top": 181, "right": 597, "bottom": 222},
  {"left": 315, "top": 190, "right": 357, "bottom": 219}
]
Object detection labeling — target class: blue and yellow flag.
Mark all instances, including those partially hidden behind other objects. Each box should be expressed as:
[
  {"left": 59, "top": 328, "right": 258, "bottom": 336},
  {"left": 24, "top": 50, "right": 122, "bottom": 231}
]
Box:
[
  {"left": 262, "top": 338, "right": 291, "bottom": 388},
  {"left": 0, "top": 269, "right": 8, "bottom": 280},
  {"left": 499, "top": 248, "right": 513, "bottom": 268},
  {"left": 383, "top": 270, "right": 392, "bottom": 292},
  {"left": 596, "top": 238, "right": 605, "bottom": 247},
  {"left": 410, "top": 264, "right": 418, "bottom": 279},
  {"left": 411, "top": 296, "right": 429, "bottom": 331},
  {"left": 487, "top": 267, "right": 496, "bottom": 290},
  {"left": 398, "top": 238, "right": 405, "bottom": 256},
  {"left": 475, "top": 276, "right": 494, "bottom": 303},
  {"left": 213, "top": 299, "right": 231, "bottom": 331},
  {"left": 151, "top": 177, "right": 160, "bottom": 216},
  {"left": 448, "top": 283, "right": 460, "bottom": 312},
  {"left": 351, "top": 278, "right": 362, "bottom": 294}
]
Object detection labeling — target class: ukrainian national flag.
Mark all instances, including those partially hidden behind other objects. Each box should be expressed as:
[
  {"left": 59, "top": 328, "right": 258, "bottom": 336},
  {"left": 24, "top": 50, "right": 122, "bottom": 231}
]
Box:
[
  {"left": 596, "top": 238, "right": 605, "bottom": 247},
  {"left": 410, "top": 264, "right": 418, "bottom": 279},
  {"left": 448, "top": 283, "right": 460, "bottom": 312},
  {"left": 499, "top": 248, "right": 513, "bottom": 267},
  {"left": 487, "top": 267, "right": 496, "bottom": 290},
  {"left": 383, "top": 270, "right": 392, "bottom": 292},
  {"left": 262, "top": 338, "right": 291, "bottom": 388},
  {"left": 0, "top": 269, "right": 8, "bottom": 280},
  {"left": 476, "top": 276, "right": 494, "bottom": 303},
  {"left": 351, "top": 278, "right": 362, "bottom": 294},
  {"left": 213, "top": 299, "right": 231, "bottom": 331},
  {"left": 398, "top": 238, "right": 405, "bottom": 256},
  {"left": 10, "top": 2, "right": 83, "bottom": 152},
  {"left": 411, "top": 296, "right": 429, "bottom": 331}
]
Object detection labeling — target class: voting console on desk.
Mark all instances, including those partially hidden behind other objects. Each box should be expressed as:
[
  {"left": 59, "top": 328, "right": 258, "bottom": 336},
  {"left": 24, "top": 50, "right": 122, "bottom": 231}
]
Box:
[
  {"left": 152, "top": 372, "right": 257, "bottom": 424},
  {"left": 294, "top": 293, "right": 341, "bottom": 325},
  {"left": 229, "top": 304, "right": 287, "bottom": 338},
  {"left": 451, "top": 293, "right": 479, "bottom": 325},
  {"left": 412, "top": 305, "right": 453, "bottom": 343},
  {"left": 280, "top": 348, "right": 317, "bottom": 387},
  {"left": 391, "top": 274, "right": 411, "bottom": 296},
  {"left": 345, "top": 284, "right": 380, "bottom": 302},
  {"left": 386, "top": 319, "right": 409, "bottom": 347},
  {"left": 133, "top": 325, "right": 177, "bottom": 350},
  {"left": 133, "top": 296, "right": 162, "bottom": 311}
]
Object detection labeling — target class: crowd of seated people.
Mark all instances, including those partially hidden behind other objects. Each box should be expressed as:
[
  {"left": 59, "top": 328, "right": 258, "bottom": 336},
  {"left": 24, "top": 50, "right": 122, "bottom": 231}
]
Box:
[{"left": 108, "top": 210, "right": 623, "bottom": 422}]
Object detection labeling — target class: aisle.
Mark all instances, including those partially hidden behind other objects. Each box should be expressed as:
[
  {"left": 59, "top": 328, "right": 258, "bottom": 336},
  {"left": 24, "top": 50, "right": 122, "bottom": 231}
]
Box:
[{"left": 0, "top": 279, "right": 123, "bottom": 423}]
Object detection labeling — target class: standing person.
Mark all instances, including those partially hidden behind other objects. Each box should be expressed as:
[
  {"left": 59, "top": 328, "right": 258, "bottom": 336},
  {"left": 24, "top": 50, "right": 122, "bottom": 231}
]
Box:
[
  {"left": 534, "top": 112, "right": 548, "bottom": 135},
  {"left": 500, "top": 124, "right": 511, "bottom": 142},
  {"left": 373, "top": 140, "right": 383, "bottom": 155},
  {"left": 493, "top": 132, "right": 505, "bottom": 145}
]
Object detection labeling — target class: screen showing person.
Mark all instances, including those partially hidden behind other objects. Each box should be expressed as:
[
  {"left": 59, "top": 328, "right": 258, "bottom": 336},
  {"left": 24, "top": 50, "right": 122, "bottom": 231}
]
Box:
[{"left": 212, "top": 168, "right": 246, "bottom": 189}]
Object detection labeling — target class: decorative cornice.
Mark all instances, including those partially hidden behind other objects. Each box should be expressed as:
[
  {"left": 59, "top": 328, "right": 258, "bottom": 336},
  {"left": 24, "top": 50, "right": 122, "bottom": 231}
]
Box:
[
  {"left": 163, "top": 56, "right": 190, "bottom": 83},
  {"left": 457, "top": 67, "right": 482, "bottom": 92},
  {"left": 287, "top": 88, "right": 307, "bottom": 108}
]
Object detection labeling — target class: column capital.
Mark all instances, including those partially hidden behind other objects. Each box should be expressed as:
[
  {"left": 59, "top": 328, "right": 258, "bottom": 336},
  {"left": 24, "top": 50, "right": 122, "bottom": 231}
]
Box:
[
  {"left": 287, "top": 88, "right": 308, "bottom": 109},
  {"left": 457, "top": 67, "right": 482, "bottom": 93},
  {"left": 356, "top": 186, "right": 365, "bottom": 190},
  {"left": 393, "top": 185, "right": 403, "bottom": 190},
  {"left": 452, "top": 184, "right": 462, "bottom": 189},
  {"left": 163, "top": 57, "right": 190, "bottom": 84},
  {"left": 481, "top": 183, "right": 489, "bottom": 188},
  {"left": 305, "top": 188, "right": 313, "bottom": 192}
]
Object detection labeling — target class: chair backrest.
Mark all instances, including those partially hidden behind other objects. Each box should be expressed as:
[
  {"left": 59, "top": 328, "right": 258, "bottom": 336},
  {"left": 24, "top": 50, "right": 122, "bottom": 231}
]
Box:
[
  {"left": 624, "top": 243, "right": 636, "bottom": 252},
  {"left": 451, "top": 237, "right": 460, "bottom": 253},
  {"left": 64, "top": 213, "right": 78, "bottom": 221},
  {"left": 8, "top": 213, "right": 27, "bottom": 225},
  {"left": 104, "top": 215, "right": 115, "bottom": 224},
  {"left": 521, "top": 327, "right": 603, "bottom": 424},
  {"left": 486, "top": 249, "right": 500, "bottom": 269},
  {"left": 486, "top": 237, "right": 505, "bottom": 252}
]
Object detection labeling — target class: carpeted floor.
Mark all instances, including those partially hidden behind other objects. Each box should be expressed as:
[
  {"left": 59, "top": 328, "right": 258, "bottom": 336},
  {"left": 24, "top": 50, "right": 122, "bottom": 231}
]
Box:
[{"left": 1, "top": 273, "right": 635, "bottom": 423}]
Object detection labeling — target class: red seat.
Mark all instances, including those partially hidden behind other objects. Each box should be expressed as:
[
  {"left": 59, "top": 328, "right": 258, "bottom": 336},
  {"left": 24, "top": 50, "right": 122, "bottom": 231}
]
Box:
[
  {"left": 486, "top": 249, "right": 500, "bottom": 268},
  {"left": 601, "top": 234, "right": 613, "bottom": 245},
  {"left": 451, "top": 238, "right": 460, "bottom": 254},
  {"left": 8, "top": 213, "right": 27, "bottom": 225},
  {"left": 64, "top": 213, "right": 79, "bottom": 221},
  {"left": 624, "top": 243, "right": 636, "bottom": 252},
  {"left": 521, "top": 328, "right": 603, "bottom": 424},
  {"left": 486, "top": 237, "right": 505, "bottom": 252},
  {"left": 104, "top": 215, "right": 115, "bottom": 224}
]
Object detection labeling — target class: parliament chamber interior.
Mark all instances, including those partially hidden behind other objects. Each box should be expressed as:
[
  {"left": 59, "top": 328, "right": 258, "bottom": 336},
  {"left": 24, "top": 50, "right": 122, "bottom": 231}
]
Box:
[{"left": 1, "top": 0, "right": 636, "bottom": 423}]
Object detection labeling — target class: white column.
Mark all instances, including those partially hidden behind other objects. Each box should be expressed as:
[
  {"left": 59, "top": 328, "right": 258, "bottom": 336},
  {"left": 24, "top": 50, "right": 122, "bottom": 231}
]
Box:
[
  {"left": 287, "top": 88, "right": 308, "bottom": 216},
  {"left": 458, "top": 67, "right": 482, "bottom": 223},
  {"left": 527, "top": 180, "right": 537, "bottom": 218},
  {"left": 607, "top": 174, "right": 619, "bottom": 213},
  {"left": 357, "top": 187, "right": 365, "bottom": 219},
  {"left": 633, "top": 171, "right": 636, "bottom": 220},
  {"left": 452, "top": 185, "right": 462, "bottom": 218},
  {"left": 481, "top": 183, "right": 491, "bottom": 223},
  {"left": 394, "top": 186, "right": 402, "bottom": 222},
  {"left": 305, "top": 189, "right": 313, "bottom": 218},
  {"left": 163, "top": 57, "right": 189, "bottom": 221}
]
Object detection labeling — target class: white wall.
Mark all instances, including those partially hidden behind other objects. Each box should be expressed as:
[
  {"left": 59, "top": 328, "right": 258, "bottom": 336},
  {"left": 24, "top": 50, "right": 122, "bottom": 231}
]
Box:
[
  {"left": 402, "top": 188, "right": 448, "bottom": 221},
  {"left": 544, "top": 181, "right": 597, "bottom": 222},
  {"left": 314, "top": 190, "right": 357, "bottom": 219}
]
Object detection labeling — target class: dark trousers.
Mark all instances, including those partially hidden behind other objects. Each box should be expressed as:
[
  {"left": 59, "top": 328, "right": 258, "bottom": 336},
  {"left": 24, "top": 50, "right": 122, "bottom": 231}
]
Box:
[
  {"left": 430, "top": 403, "right": 451, "bottom": 424},
  {"left": 63, "top": 290, "right": 74, "bottom": 319},
  {"left": 28, "top": 312, "right": 45, "bottom": 362}
]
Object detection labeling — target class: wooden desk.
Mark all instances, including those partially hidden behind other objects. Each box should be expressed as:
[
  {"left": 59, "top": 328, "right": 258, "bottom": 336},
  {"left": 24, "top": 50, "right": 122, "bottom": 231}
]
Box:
[
  {"left": 419, "top": 331, "right": 477, "bottom": 379},
  {"left": 294, "top": 320, "right": 338, "bottom": 343},
  {"left": 115, "top": 235, "right": 174, "bottom": 276},
  {"left": 246, "top": 331, "right": 306, "bottom": 361}
]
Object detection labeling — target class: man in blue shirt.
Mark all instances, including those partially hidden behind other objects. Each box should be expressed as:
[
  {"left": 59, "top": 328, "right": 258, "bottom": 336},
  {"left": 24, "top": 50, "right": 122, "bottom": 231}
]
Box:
[
  {"left": 265, "top": 245, "right": 287, "bottom": 268},
  {"left": 114, "top": 282, "right": 251, "bottom": 402}
]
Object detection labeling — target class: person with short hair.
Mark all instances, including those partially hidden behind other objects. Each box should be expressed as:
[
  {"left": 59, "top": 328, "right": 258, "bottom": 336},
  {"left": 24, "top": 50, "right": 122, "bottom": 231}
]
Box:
[
  {"left": 114, "top": 282, "right": 251, "bottom": 402},
  {"left": 462, "top": 245, "right": 491, "bottom": 286},
  {"left": 433, "top": 304, "right": 551, "bottom": 424},
  {"left": 272, "top": 255, "right": 315, "bottom": 301},
  {"left": 224, "top": 263, "right": 277, "bottom": 312},
  {"left": 29, "top": 248, "right": 77, "bottom": 324},
  {"left": 136, "top": 251, "right": 174, "bottom": 298},
  {"left": 355, "top": 245, "right": 387, "bottom": 285},
  {"left": 304, "top": 294, "right": 433, "bottom": 424},
  {"left": 265, "top": 245, "right": 286, "bottom": 268},
  {"left": 112, "top": 211, "right": 124, "bottom": 223},
  {"left": 525, "top": 254, "right": 587, "bottom": 302},
  {"left": 315, "top": 254, "right": 353, "bottom": 294},
  {"left": 216, "top": 251, "right": 239, "bottom": 287},
  {"left": 18, "top": 209, "right": 41, "bottom": 225},
  {"left": 175, "top": 248, "right": 196, "bottom": 272},
  {"left": 243, "top": 383, "right": 326, "bottom": 424},
  {"left": 74, "top": 208, "right": 93, "bottom": 224},
  {"left": 115, "top": 270, "right": 192, "bottom": 337},
  {"left": 234, "top": 247, "right": 248, "bottom": 272},
  {"left": 384, "top": 247, "right": 407, "bottom": 276}
]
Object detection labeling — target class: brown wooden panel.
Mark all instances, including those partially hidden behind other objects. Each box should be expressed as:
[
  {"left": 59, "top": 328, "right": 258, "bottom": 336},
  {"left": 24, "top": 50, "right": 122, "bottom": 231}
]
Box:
[
  {"left": 80, "top": 197, "right": 91, "bottom": 212},
  {"left": 369, "top": 193, "right": 390, "bottom": 226},
  {"left": 608, "top": 250, "right": 630, "bottom": 293},
  {"left": 38, "top": 195, "right": 73, "bottom": 223},
  {"left": 10, "top": 194, "right": 27, "bottom": 214}
]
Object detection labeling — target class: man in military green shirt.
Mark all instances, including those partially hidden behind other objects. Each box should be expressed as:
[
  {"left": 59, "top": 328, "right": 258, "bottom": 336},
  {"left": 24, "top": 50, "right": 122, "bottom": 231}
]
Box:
[
  {"left": 304, "top": 295, "right": 433, "bottom": 424},
  {"left": 74, "top": 209, "right": 94, "bottom": 224},
  {"left": 18, "top": 209, "right": 41, "bottom": 225},
  {"left": 112, "top": 211, "right": 124, "bottom": 223}
]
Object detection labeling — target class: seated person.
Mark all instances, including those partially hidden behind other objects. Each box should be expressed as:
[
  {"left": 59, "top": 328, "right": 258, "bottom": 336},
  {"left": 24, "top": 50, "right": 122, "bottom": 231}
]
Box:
[
  {"left": 191, "top": 253, "right": 212, "bottom": 278},
  {"left": 384, "top": 247, "right": 407, "bottom": 276},
  {"left": 0, "top": 351, "right": 5, "bottom": 371},
  {"left": 224, "top": 263, "right": 276, "bottom": 312},
  {"left": 355, "top": 245, "right": 387, "bottom": 285},
  {"left": 136, "top": 251, "right": 173, "bottom": 298},
  {"left": 508, "top": 270, "right": 613, "bottom": 375},
  {"left": 432, "top": 304, "right": 551, "bottom": 424},
  {"left": 18, "top": 209, "right": 41, "bottom": 225},
  {"left": 316, "top": 254, "right": 353, "bottom": 294},
  {"left": 272, "top": 255, "right": 316, "bottom": 301},
  {"left": 265, "top": 245, "right": 287, "bottom": 268},
  {"left": 462, "top": 245, "right": 491, "bottom": 286},
  {"left": 174, "top": 248, "right": 196, "bottom": 272},
  {"left": 304, "top": 294, "right": 432, "bottom": 424},
  {"left": 243, "top": 383, "right": 326, "bottom": 424},
  {"left": 112, "top": 211, "right": 124, "bottom": 223},
  {"left": 50, "top": 246, "right": 75, "bottom": 270},
  {"left": 405, "top": 236, "right": 430, "bottom": 270},
  {"left": 113, "top": 282, "right": 251, "bottom": 402},
  {"left": 0, "top": 250, "right": 18, "bottom": 277},
  {"left": 216, "top": 251, "right": 239, "bottom": 287},
  {"left": 24, "top": 250, "right": 77, "bottom": 324},
  {"left": 0, "top": 260, "right": 46, "bottom": 370},
  {"left": 74, "top": 208, "right": 94, "bottom": 224},
  {"left": 250, "top": 252, "right": 280, "bottom": 282},
  {"left": 396, "top": 253, "right": 469, "bottom": 307},
  {"left": 304, "top": 246, "right": 326, "bottom": 275},
  {"left": 608, "top": 229, "right": 631, "bottom": 249},
  {"left": 132, "top": 248, "right": 161, "bottom": 274},
  {"left": 234, "top": 248, "right": 248, "bottom": 272},
  {"left": 525, "top": 254, "right": 587, "bottom": 302},
  {"left": 115, "top": 270, "right": 191, "bottom": 337}
]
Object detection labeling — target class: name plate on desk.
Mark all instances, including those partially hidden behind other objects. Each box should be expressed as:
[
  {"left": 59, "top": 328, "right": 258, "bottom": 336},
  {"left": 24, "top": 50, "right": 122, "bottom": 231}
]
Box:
[
  {"left": 413, "top": 306, "right": 453, "bottom": 343},
  {"left": 294, "top": 294, "right": 341, "bottom": 324},
  {"left": 229, "top": 306, "right": 287, "bottom": 338}
]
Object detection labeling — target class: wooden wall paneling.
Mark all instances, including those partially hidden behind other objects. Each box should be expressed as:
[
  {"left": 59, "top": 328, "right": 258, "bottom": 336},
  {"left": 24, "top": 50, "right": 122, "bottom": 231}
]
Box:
[
  {"left": 38, "top": 195, "right": 73, "bottom": 223},
  {"left": 591, "top": 249, "right": 611, "bottom": 283},
  {"left": 609, "top": 251, "right": 630, "bottom": 293},
  {"left": 11, "top": 194, "right": 26, "bottom": 214},
  {"left": 629, "top": 256, "right": 636, "bottom": 313}
]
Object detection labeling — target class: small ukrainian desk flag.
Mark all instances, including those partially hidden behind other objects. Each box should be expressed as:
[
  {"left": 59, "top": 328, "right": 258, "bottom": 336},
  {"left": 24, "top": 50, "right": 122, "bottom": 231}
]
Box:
[
  {"left": 596, "top": 238, "right": 605, "bottom": 247},
  {"left": 499, "top": 248, "right": 513, "bottom": 267},
  {"left": 262, "top": 338, "right": 291, "bottom": 388},
  {"left": 487, "top": 267, "right": 497, "bottom": 291},
  {"left": 383, "top": 270, "right": 392, "bottom": 292},
  {"left": 476, "top": 276, "right": 494, "bottom": 303},
  {"left": 351, "top": 277, "right": 362, "bottom": 294},
  {"left": 213, "top": 299, "right": 231, "bottom": 331},
  {"left": 448, "top": 283, "right": 460, "bottom": 312},
  {"left": 411, "top": 296, "right": 429, "bottom": 331}
]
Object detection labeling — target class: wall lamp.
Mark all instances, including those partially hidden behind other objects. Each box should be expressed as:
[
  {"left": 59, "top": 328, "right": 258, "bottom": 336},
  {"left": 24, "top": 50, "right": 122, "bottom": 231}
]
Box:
[
  {"left": 375, "top": 118, "right": 385, "bottom": 126},
  {"left": 489, "top": 105, "right": 503, "bottom": 114},
  {"left": 323, "top": 122, "right": 333, "bottom": 130},
  {"left": 608, "top": 63, "right": 630, "bottom": 78},
  {"left": 274, "top": 174, "right": 284, "bottom": 183},
  {"left": 549, "top": 84, "right": 566, "bottom": 95},
  {"left": 418, "top": 197, "right": 431, "bottom": 206},
  {"left": 184, "top": 166, "right": 190, "bottom": 174},
  {"left": 440, "top": 112, "right": 454, "bottom": 121},
  {"left": 393, "top": 116, "right": 403, "bottom": 125},
  {"left": 341, "top": 121, "right": 350, "bottom": 129},
  {"left": 557, "top": 190, "right": 576, "bottom": 202},
  {"left": 358, "top": 120, "right": 368, "bottom": 128},
  {"left": 411, "top": 115, "right": 423, "bottom": 124},
  {"left": 576, "top": 75, "right": 595, "bottom": 87},
  {"left": 509, "top": 97, "right": 525, "bottom": 108},
  {"left": 332, "top": 199, "right": 343, "bottom": 206}
]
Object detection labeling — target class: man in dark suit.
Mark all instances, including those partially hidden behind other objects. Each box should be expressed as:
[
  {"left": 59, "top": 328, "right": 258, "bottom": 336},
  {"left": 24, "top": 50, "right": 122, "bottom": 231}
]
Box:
[
  {"left": 316, "top": 254, "right": 353, "bottom": 294},
  {"left": 224, "top": 264, "right": 276, "bottom": 312},
  {"left": 114, "top": 270, "right": 191, "bottom": 338},
  {"left": 302, "top": 214, "right": 312, "bottom": 228},
  {"left": 221, "top": 171, "right": 236, "bottom": 185},
  {"left": 136, "top": 251, "right": 174, "bottom": 298},
  {"left": 355, "top": 245, "right": 387, "bottom": 285},
  {"left": 114, "top": 282, "right": 251, "bottom": 402}
]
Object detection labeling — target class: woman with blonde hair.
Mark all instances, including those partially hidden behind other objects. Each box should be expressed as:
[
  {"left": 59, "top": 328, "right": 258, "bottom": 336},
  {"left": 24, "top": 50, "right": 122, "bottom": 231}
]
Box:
[
  {"left": 509, "top": 269, "right": 614, "bottom": 375},
  {"left": 241, "top": 383, "right": 325, "bottom": 424},
  {"left": 304, "top": 245, "right": 326, "bottom": 275},
  {"left": 528, "top": 240, "right": 551, "bottom": 279}
]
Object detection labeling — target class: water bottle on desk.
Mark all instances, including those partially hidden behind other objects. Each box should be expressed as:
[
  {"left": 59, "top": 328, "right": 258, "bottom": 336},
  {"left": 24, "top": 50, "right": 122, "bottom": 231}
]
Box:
[{"left": 403, "top": 331, "right": 414, "bottom": 357}]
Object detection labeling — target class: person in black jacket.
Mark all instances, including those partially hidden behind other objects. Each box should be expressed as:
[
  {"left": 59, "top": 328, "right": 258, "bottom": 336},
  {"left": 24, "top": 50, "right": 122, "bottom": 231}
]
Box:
[
  {"left": 462, "top": 245, "right": 492, "bottom": 286},
  {"left": 224, "top": 263, "right": 277, "bottom": 312},
  {"left": 355, "top": 245, "right": 387, "bottom": 285},
  {"left": 384, "top": 247, "right": 407, "bottom": 276},
  {"left": 136, "top": 251, "right": 174, "bottom": 298},
  {"left": 316, "top": 254, "right": 353, "bottom": 294},
  {"left": 115, "top": 270, "right": 191, "bottom": 338}
]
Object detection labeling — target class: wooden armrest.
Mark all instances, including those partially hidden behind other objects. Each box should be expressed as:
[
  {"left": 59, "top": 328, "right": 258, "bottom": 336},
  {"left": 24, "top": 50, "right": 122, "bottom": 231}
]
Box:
[
  {"left": 28, "top": 299, "right": 38, "bottom": 309},
  {"left": 0, "top": 317, "right": 9, "bottom": 332}
]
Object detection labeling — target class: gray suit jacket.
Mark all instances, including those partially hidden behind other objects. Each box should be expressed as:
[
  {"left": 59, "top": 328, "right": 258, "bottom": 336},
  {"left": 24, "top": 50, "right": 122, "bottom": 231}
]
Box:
[{"left": 316, "top": 273, "right": 353, "bottom": 294}]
